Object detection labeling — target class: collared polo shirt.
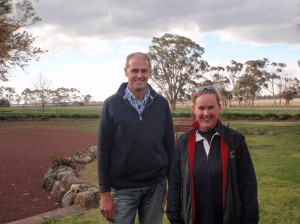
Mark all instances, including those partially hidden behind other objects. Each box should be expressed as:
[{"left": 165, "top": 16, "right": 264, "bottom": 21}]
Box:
[{"left": 124, "top": 86, "right": 150, "bottom": 115}]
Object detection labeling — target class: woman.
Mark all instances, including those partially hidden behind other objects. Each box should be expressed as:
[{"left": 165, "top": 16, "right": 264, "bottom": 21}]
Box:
[{"left": 167, "top": 86, "right": 259, "bottom": 224}]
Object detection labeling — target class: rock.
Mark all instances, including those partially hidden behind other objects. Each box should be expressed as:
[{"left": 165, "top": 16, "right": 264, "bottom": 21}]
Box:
[
  {"left": 44, "top": 145, "right": 99, "bottom": 208},
  {"left": 57, "top": 170, "right": 76, "bottom": 181},
  {"left": 62, "top": 191, "right": 76, "bottom": 207},
  {"left": 76, "top": 155, "right": 94, "bottom": 164},
  {"left": 50, "top": 180, "right": 69, "bottom": 201},
  {"left": 44, "top": 177, "right": 55, "bottom": 191},
  {"left": 74, "top": 188, "right": 99, "bottom": 209},
  {"left": 66, "top": 176, "right": 86, "bottom": 186}
]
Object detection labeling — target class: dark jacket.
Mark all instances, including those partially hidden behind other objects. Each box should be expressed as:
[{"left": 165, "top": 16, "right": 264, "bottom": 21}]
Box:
[
  {"left": 97, "top": 82, "right": 175, "bottom": 192},
  {"left": 167, "top": 121, "right": 259, "bottom": 224}
]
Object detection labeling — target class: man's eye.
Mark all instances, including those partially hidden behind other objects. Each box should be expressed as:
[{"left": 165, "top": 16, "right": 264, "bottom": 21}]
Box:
[
  {"left": 131, "top": 69, "right": 139, "bottom": 74},
  {"left": 131, "top": 69, "right": 149, "bottom": 74}
]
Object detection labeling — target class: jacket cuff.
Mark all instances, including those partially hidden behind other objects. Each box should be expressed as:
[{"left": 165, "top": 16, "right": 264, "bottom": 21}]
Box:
[{"left": 99, "top": 184, "right": 111, "bottom": 193}]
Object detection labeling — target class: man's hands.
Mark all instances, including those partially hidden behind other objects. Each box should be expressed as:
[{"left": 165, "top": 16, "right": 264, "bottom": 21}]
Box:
[{"left": 99, "top": 192, "right": 116, "bottom": 221}]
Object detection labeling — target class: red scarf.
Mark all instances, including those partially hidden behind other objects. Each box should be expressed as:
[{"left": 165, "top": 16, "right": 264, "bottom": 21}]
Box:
[{"left": 187, "top": 121, "right": 228, "bottom": 222}]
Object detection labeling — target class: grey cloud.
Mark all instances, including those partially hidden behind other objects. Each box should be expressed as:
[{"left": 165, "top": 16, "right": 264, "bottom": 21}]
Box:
[{"left": 32, "top": 0, "right": 300, "bottom": 44}]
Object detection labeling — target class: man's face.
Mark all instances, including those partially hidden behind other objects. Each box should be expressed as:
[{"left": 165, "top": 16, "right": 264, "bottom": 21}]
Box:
[{"left": 124, "top": 55, "right": 150, "bottom": 94}]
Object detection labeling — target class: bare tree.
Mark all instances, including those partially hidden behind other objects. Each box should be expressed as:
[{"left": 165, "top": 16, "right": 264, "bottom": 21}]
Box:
[{"left": 32, "top": 74, "right": 51, "bottom": 111}]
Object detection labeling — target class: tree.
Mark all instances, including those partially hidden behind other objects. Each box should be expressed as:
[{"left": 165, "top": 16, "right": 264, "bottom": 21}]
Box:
[
  {"left": 50, "top": 87, "right": 82, "bottom": 106},
  {"left": 0, "top": 98, "right": 10, "bottom": 107},
  {"left": 278, "top": 76, "right": 299, "bottom": 106},
  {"left": 209, "top": 66, "right": 232, "bottom": 107},
  {"left": 0, "top": 0, "right": 45, "bottom": 82},
  {"left": 32, "top": 74, "right": 51, "bottom": 111},
  {"left": 233, "top": 74, "right": 259, "bottom": 107},
  {"left": 276, "top": 63, "right": 300, "bottom": 106},
  {"left": 0, "top": 86, "right": 15, "bottom": 103},
  {"left": 148, "top": 33, "right": 209, "bottom": 110},
  {"left": 21, "top": 87, "right": 35, "bottom": 105},
  {"left": 242, "top": 59, "right": 267, "bottom": 106},
  {"left": 225, "top": 60, "right": 243, "bottom": 87},
  {"left": 262, "top": 60, "right": 282, "bottom": 106},
  {"left": 83, "top": 94, "right": 92, "bottom": 105}
]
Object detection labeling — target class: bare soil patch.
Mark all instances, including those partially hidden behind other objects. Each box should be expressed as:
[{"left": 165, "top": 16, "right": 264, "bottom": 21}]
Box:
[{"left": 0, "top": 121, "right": 97, "bottom": 224}]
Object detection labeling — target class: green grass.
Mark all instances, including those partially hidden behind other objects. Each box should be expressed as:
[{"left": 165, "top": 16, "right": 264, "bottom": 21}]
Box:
[
  {"left": 1, "top": 104, "right": 300, "bottom": 120},
  {"left": 39, "top": 121, "right": 300, "bottom": 224},
  {"left": 0, "top": 105, "right": 102, "bottom": 120},
  {"left": 174, "top": 105, "right": 300, "bottom": 116}
]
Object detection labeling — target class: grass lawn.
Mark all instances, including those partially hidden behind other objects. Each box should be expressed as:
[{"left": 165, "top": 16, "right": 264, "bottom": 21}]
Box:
[{"left": 41, "top": 121, "right": 300, "bottom": 224}]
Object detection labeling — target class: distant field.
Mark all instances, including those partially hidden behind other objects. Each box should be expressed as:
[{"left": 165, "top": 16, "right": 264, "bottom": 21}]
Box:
[
  {"left": 231, "top": 98, "right": 300, "bottom": 107},
  {"left": 177, "top": 98, "right": 300, "bottom": 107},
  {"left": 1, "top": 99, "right": 300, "bottom": 121}
]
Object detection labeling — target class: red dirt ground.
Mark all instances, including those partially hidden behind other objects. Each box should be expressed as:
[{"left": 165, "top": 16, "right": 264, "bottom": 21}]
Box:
[{"left": 0, "top": 121, "right": 98, "bottom": 224}]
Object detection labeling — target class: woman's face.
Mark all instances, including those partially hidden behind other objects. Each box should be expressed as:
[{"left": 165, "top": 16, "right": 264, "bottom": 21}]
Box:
[{"left": 192, "top": 92, "right": 221, "bottom": 132}]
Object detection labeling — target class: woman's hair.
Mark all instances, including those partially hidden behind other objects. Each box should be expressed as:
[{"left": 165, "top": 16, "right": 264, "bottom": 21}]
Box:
[{"left": 193, "top": 86, "right": 221, "bottom": 104}]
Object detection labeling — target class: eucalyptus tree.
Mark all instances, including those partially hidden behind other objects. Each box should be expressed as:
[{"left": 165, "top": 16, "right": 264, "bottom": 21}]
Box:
[
  {"left": 277, "top": 63, "right": 300, "bottom": 106},
  {"left": 242, "top": 59, "right": 267, "bottom": 106},
  {"left": 148, "top": 33, "right": 209, "bottom": 110},
  {"left": 225, "top": 60, "right": 243, "bottom": 87},
  {"left": 279, "top": 77, "right": 299, "bottom": 106},
  {"left": 262, "top": 60, "right": 284, "bottom": 106},
  {"left": 233, "top": 74, "right": 259, "bottom": 107},
  {"left": 21, "top": 88, "right": 36, "bottom": 105},
  {"left": 83, "top": 94, "right": 92, "bottom": 105},
  {"left": 0, "top": 86, "right": 15, "bottom": 103},
  {"left": 210, "top": 66, "right": 232, "bottom": 107},
  {"left": 52, "top": 87, "right": 82, "bottom": 106},
  {"left": 0, "top": 0, "right": 45, "bottom": 82}
]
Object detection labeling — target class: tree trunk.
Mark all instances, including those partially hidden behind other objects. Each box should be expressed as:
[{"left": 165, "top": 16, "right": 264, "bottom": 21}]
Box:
[{"left": 171, "top": 101, "right": 176, "bottom": 110}]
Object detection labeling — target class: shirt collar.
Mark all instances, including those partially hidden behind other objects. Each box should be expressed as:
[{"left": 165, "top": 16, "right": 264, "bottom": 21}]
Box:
[
  {"left": 124, "top": 86, "right": 150, "bottom": 102},
  {"left": 196, "top": 130, "right": 220, "bottom": 142}
]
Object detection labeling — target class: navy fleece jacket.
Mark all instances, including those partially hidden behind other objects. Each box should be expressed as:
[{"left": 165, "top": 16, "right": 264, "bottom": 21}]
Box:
[{"left": 97, "top": 82, "right": 175, "bottom": 192}]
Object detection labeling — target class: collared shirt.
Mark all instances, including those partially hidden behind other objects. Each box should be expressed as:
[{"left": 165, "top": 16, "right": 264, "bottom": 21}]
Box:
[
  {"left": 196, "top": 130, "right": 220, "bottom": 156},
  {"left": 124, "top": 86, "right": 150, "bottom": 115}
]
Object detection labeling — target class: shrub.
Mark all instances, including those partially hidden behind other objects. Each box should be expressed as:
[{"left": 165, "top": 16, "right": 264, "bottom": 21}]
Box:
[
  {"left": 50, "top": 153, "right": 72, "bottom": 168},
  {"left": 278, "top": 114, "right": 293, "bottom": 120},
  {"left": 0, "top": 98, "right": 10, "bottom": 107}
]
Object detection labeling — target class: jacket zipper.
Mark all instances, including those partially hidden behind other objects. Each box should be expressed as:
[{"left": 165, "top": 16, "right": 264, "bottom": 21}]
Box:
[{"left": 123, "top": 96, "right": 155, "bottom": 121}]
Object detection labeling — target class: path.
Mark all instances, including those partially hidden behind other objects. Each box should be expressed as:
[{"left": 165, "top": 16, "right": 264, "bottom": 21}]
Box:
[{"left": 0, "top": 121, "right": 97, "bottom": 224}]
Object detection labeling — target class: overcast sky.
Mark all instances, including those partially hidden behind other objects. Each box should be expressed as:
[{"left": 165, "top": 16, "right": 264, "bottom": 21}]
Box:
[{"left": 4, "top": 0, "right": 300, "bottom": 101}]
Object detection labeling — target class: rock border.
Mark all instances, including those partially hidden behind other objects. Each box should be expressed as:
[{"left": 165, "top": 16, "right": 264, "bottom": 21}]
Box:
[{"left": 43, "top": 145, "right": 99, "bottom": 209}]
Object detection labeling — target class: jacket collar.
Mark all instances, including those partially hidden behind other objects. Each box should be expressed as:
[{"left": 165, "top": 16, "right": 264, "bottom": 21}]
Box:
[{"left": 117, "top": 82, "right": 157, "bottom": 99}]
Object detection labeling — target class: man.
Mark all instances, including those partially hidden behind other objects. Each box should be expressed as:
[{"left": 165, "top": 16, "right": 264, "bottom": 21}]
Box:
[{"left": 97, "top": 52, "right": 175, "bottom": 224}]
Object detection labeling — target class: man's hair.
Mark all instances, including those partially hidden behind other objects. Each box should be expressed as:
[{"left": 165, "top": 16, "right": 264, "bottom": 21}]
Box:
[{"left": 125, "top": 52, "right": 151, "bottom": 68}]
